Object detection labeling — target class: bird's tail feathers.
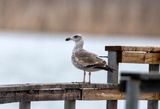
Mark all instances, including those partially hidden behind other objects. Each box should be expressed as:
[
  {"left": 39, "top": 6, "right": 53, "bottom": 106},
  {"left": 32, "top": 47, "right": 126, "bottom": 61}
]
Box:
[
  {"left": 95, "top": 65, "right": 115, "bottom": 72},
  {"left": 86, "top": 64, "right": 116, "bottom": 72},
  {"left": 105, "top": 65, "right": 116, "bottom": 72}
]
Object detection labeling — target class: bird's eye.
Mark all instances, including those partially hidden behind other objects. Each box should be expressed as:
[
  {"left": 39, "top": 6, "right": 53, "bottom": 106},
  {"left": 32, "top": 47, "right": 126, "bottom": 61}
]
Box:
[{"left": 74, "top": 35, "right": 78, "bottom": 38}]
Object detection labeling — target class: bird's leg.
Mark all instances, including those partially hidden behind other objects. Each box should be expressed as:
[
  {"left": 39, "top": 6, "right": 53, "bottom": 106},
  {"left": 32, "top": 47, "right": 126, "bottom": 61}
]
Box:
[
  {"left": 83, "top": 70, "right": 86, "bottom": 83},
  {"left": 89, "top": 72, "right": 91, "bottom": 83}
]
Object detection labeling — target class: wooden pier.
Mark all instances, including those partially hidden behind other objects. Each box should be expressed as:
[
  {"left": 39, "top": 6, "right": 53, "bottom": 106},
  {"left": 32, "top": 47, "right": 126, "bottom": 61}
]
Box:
[{"left": 0, "top": 46, "right": 159, "bottom": 109}]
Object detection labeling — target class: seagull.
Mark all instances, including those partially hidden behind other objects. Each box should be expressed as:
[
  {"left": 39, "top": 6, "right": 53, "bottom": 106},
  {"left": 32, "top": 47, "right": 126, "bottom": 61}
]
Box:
[{"left": 65, "top": 34, "right": 114, "bottom": 83}]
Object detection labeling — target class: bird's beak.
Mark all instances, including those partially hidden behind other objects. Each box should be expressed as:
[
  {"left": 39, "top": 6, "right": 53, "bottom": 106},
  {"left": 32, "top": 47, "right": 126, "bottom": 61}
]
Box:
[{"left": 65, "top": 37, "right": 72, "bottom": 41}]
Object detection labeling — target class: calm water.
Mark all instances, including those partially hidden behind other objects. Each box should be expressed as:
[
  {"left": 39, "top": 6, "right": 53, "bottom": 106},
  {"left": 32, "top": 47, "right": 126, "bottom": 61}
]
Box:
[{"left": 0, "top": 32, "right": 159, "bottom": 109}]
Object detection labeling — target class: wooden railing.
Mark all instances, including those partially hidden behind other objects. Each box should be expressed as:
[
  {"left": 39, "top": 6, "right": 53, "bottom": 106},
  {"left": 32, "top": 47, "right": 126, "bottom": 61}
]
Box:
[
  {"left": 0, "top": 83, "right": 159, "bottom": 109},
  {"left": 0, "top": 46, "right": 159, "bottom": 109},
  {"left": 2, "top": 82, "right": 160, "bottom": 102}
]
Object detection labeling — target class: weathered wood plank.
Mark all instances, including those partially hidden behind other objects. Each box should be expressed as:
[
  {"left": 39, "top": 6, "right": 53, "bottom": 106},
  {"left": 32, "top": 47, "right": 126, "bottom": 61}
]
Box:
[
  {"left": 0, "top": 88, "right": 81, "bottom": 104},
  {"left": 82, "top": 88, "right": 160, "bottom": 100},
  {"left": 105, "top": 46, "right": 160, "bottom": 64},
  {"left": 121, "top": 52, "right": 145, "bottom": 63},
  {"left": 120, "top": 52, "right": 160, "bottom": 64},
  {"left": 145, "top": 54, "right": 160, "bottom": 64},
  {"left": 82, "top": 88, "right": 123, "bottom": 100},
  {"left": 105, "top": 46, "right": 160, "bottom": 53}
]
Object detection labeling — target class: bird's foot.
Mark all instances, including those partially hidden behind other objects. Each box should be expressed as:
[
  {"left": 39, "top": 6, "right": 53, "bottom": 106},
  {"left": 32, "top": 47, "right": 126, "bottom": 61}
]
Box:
[
  {"left": 83, "top": 81, "right": 91, "bottom": 84},
  {"left": 71, "top": 82, "right": 85, "bottom": 84},
  {"left": 71, "top": 81, "right": 91, "bottom": 84}
]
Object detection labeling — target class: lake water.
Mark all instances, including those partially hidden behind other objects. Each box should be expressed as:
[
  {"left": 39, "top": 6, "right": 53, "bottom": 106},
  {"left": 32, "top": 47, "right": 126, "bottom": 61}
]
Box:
[{"left": 0, "top": 32, "right": 159, "bottom": 109}]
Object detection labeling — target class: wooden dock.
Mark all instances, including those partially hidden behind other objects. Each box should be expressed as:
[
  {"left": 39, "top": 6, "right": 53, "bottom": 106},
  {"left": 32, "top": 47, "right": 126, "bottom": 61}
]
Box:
[{"left": 0, "top": 46, "right": 159, "bottom": 109}]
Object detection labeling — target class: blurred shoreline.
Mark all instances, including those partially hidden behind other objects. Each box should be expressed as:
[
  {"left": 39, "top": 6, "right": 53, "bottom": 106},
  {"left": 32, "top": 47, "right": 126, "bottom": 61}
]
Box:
[
  {"left": 0, "top": 31, "right": 160, "bottom": 39},
  {"left": 0, "top": 0, "right": 160, "bottom": 36}
]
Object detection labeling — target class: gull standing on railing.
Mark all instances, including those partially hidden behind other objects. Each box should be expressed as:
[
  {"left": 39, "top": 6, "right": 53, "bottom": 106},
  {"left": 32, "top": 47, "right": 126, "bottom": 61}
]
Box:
[{"left": 65, "top": 34, "right": 114, "bottom": 83}]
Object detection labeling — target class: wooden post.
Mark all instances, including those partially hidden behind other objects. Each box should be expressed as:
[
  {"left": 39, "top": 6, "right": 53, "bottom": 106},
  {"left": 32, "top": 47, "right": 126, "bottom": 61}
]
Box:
[
  {"left": 19, "top": 101, "right": 31, "bottom": 109},
  {"left": 147, "top": 64, "right": 159, "bottom": 109},
  {"left": 64, "top": 100, "right": 75, "bottom": 109},
  {"left": 126, "top": 79, "right": 140, "bottom": 109},
  {"left": 106, "top": 51, "right": 119, "bottom": 109}
]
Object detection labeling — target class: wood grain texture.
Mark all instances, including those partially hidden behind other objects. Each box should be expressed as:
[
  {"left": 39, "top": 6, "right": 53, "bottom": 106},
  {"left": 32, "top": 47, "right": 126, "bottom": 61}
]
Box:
[
  {"left": 105, "top": 46, "right": 160, "bottom": 64},
  {"left": 121, "top": 52, "right": 160, "bottom": 64},
  {"left": 105, "top": 46, "right": 160, "bottom": 52}
]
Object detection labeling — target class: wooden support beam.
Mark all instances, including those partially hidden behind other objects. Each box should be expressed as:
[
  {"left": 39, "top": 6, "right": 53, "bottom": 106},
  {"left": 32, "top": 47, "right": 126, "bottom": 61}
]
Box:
[
  {"left": 148, "top": 64, "right": 159, "bottom": 109},
  {"left": 64, "top": 100, "right": 75, "bottom": 109},
  {"left": 19, "top": 101, "right": 31, "bottom": 109},
  {"left": 106, "top": 51, "right": 119, "bottom": 109},
  {"left": 125, "top": 79, "right": 140, "bottom": 109}
]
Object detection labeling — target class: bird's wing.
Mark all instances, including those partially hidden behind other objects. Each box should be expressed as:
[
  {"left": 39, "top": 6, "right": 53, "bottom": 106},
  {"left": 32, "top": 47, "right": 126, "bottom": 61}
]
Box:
[{"left": 74, "top": 49, "right": 106, "bottom": 67}]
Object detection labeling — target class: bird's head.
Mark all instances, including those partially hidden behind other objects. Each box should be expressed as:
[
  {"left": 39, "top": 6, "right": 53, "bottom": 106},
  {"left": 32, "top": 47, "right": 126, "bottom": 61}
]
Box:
[{"left": 65, "top": 34, "right": 83, "bottom": 43}]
